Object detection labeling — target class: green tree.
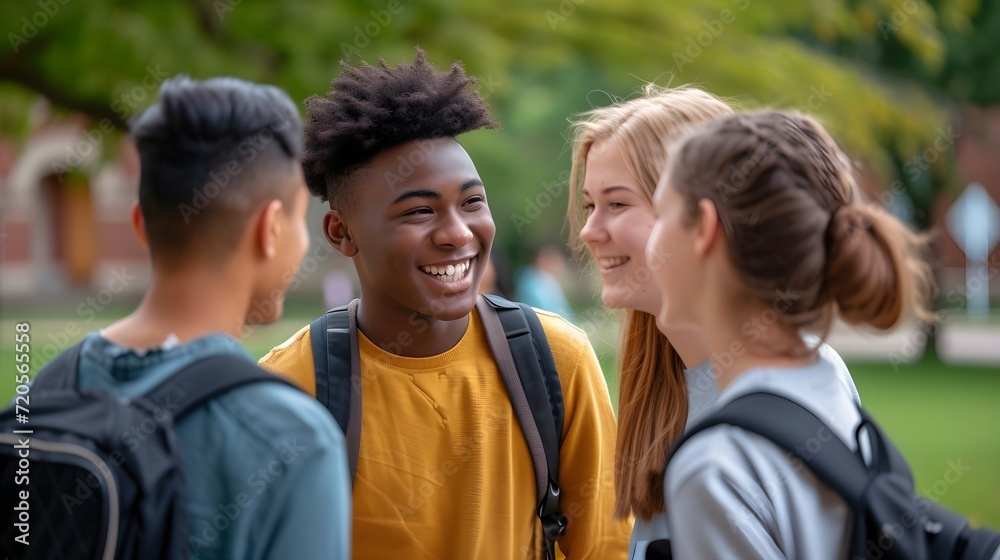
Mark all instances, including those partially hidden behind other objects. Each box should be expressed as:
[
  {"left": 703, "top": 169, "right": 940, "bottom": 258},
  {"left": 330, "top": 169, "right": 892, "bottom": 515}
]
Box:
[{"left": 0, "top": 0, "right": 964, "bottom": 262}]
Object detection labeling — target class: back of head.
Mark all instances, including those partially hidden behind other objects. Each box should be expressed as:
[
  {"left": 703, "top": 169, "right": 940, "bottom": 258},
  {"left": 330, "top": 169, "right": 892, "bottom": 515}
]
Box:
[
  {"left": 302, "top": 48, "right": 499, "bottom": 210},
  {"left": 568, "top": 85, "right": 734, "bottom": 257},
  {"left": 666, "top": 109, "right": 934, "bottom": 335},
  {"left": 131, "top": 76, "right": 303, "bottom": 267},
  {"left": 567, "top": 85, "right": 733, "bottom": 520}
]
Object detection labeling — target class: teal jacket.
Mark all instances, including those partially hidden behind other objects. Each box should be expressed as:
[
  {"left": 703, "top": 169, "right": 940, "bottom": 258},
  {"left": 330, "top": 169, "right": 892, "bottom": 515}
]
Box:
[{"left": 76, "top": 332, "right": 350, "bottom": 560}]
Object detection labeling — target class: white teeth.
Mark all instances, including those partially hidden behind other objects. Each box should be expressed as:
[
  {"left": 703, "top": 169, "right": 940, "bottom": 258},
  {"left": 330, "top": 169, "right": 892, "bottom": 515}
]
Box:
[
  {"left": 420, "top": 259, "right": 472, "bottom": 282},
  {"left": 600, "top": 257, "right": 629, "bottom": 269}
]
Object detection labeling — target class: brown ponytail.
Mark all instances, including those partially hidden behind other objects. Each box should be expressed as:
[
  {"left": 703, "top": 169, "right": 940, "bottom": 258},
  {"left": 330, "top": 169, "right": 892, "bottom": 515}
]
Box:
[
  {"left": 824, "top": 204, "right": 934, "bottom": 329},
  {"left": 667, "top": 110, "right": 934, "bottom": 335}
]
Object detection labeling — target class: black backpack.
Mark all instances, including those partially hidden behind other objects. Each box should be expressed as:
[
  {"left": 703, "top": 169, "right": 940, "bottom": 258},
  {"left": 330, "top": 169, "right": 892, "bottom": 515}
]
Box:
[
  {"left": 308, "top": 294, "right": 567, "bottom": 559},
  {"left": 653, "top": 392, "right": 1000, "bottom": 560},
  {"left": 0, "top": 342, "right": 296, "bottom": 560}
]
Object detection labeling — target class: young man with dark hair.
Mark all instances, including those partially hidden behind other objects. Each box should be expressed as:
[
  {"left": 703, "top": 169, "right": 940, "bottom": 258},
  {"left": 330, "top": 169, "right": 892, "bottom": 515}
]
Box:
[
  {"left": 260, "top": 50, "right": 630, "bottom": 559},
  {"left": 73, "top": 76, "right": 350, "bottom": 558}
]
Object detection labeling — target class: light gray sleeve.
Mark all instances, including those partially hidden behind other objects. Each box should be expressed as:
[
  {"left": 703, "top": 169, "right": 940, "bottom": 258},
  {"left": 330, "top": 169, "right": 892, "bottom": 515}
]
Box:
[
  {"left": 817, "top": 342, "right": 861, "bottom": 406},
  {"left": 666, "top": 433, "right": 786, "bottom": 560}
]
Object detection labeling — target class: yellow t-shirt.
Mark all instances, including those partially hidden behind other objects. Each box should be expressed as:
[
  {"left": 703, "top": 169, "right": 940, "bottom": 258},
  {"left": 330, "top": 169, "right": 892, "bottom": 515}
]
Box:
[{"left": 259, "top": 307, "right": 631, "bottom": 560}]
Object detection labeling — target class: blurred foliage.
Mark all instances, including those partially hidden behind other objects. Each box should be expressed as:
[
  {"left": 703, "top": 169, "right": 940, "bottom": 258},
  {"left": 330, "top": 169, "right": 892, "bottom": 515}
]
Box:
[
  {"left": 781, "top": 0, "right": 997, "bottom": 227},
  {"left": 0, "top": 0, "right": 994, "bottom": 261}
]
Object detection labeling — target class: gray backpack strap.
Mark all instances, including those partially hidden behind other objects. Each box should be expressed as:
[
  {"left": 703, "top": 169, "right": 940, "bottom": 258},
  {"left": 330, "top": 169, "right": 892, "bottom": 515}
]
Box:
[
  {"left": 310, "top": 299, "right": 362, "bottom": 484},
  {"left": 476, "top": 294, "right": 566, "bottom": 559},
  {"left": 342, "top": 299, "right": 362, "bottom": 483},
  {"left": 477, "top": 296, "right": 548, "bottom": 503}
]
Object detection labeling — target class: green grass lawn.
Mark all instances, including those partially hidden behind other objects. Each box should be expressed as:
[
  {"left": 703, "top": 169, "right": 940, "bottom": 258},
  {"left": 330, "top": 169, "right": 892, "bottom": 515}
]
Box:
[
  {"left": 2, "top": 312, "right": 998, "bottom": 529},
  {"left": 849, "top": 360, "right": 1000, "bottom": 530},
  {"left": 594, "top": 354, "right": 1000, "bottom": 530}
]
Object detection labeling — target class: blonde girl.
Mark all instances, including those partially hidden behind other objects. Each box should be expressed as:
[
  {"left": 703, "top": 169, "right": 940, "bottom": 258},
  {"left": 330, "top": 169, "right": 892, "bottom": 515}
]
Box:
[{"left": 568, "top": 89, "right": 860, "bottom": 558}]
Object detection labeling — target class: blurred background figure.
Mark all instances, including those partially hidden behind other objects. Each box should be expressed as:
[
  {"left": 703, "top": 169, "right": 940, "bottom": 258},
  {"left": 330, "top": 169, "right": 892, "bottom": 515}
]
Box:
[
  {"left": 479, "top": 245, "right": 515, "bottom": 299},
  {"left": 323, "top": 269, "right": 355, "bottom": 309},
  {"left": 516, "top": 244, "right": 575, "bottom": 321}
]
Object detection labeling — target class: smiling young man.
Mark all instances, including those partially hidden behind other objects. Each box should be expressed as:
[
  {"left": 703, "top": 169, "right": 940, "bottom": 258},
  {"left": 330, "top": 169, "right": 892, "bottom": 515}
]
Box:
[{"left": 259, "top": 50, "right": 630, "bottom": 559}]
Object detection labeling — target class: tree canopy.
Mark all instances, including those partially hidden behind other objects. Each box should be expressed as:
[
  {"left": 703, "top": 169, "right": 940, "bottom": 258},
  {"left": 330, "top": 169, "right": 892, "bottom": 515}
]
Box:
[{"left": 1, "top": 0, "right": 992, "bottom": 251}]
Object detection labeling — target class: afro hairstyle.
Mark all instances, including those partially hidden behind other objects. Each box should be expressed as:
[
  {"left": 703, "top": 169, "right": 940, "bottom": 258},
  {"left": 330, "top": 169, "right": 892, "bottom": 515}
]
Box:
[{"left": 302, "top": 47, "right": 499, "bottom": 207}]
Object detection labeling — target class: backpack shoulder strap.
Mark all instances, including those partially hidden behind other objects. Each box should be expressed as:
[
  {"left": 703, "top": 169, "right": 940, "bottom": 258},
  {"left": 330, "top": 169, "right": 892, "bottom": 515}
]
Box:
[
  {"left": 310, "top": 313, "right": 333, "bottom": 411},
  {"left": 143, "top": 353, "right": 298, "bottom": 420},
  {"left": 512, "top": 299, "right": 564, "bottom": 445},
  {"left": 30, "top": 341, "right": 85, "bottom": 392},
  {"left": 671, "top": 392, "right": 869, "bottom": 505},
  {"left": 310, "top": 299, "right": 362, "bottom": 484},
  {"left": 477, "top": 294, "right": 566, "bottom": 558}
]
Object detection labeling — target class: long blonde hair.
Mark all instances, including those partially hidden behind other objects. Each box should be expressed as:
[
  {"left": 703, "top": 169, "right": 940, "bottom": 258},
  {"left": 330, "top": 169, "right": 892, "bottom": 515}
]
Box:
[{"left": 568, "top": 85, "right": 733, "bottom": 520}]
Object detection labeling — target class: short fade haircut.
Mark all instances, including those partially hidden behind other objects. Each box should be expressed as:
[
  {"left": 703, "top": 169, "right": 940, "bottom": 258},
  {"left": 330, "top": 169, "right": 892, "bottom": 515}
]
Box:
[
  {"left": 302, "top": 48, "right": 498, "bottom": 208},
  {"left": 131, "top": 76, "right": 303, "bottom": 264}
]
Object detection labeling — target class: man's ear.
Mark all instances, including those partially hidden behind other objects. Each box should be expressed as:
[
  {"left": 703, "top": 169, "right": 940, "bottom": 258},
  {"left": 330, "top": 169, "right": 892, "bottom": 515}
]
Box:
[
  {"left": 130, "top": 201, "right": 149, "bottom": 252},
  {"left": 323, "top": 210, "right": 358, "bottom": 257},
  {"left": 693, "top": 198, "right": 721, "bottom": 259},
  {"left": 255, "top": 199, "right": 284, "bottom": 260}
]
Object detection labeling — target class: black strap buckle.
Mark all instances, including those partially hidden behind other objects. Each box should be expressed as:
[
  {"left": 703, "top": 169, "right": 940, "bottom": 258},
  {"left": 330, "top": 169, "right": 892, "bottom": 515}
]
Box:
[
  {"left": 542, "top": 511, "right": 568, "bottom": 541},
  {"left": 538, "top": 479, "right": 567, "bottom": 559}
]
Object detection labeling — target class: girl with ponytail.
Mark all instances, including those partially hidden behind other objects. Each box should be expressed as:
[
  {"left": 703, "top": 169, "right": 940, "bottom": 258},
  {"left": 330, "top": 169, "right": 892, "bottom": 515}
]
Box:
[
  {"left": 568, "top": 90, "right": 861, "bottom": 559},
  {"left": 648, "top": 109, "right": 934, "bottom": 558}
]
